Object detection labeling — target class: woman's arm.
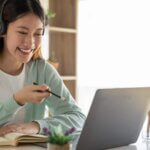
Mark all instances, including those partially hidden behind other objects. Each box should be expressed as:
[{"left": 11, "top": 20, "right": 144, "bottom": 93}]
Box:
[
  {"left": 0, "top": 96, "right": 21, "bottom": 126},
  {"left": 0, "top": 83, "right": 50, "bottom": 126},
  {"left": 34, "top": 61, "right": 86, "bottom": 135},
  {"left": 0, "top": 60, "right": 86, "bottom": 136},
  {"left": 0, "top": 122, "right": 40, "bottom": 136}
]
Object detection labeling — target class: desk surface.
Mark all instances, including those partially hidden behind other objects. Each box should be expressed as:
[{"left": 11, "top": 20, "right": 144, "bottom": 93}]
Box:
[
  {"left": 108, "top": 137, "right": 150, "bottom": 150},
  {"left": 0, "top": 144, "right": 45, "bottom": 150},
  {"left": 0, "top": 141, "right": 149, "bottom": 150},
  {"left": 0, "top": 136, "right": 149, "bottom": 150}
]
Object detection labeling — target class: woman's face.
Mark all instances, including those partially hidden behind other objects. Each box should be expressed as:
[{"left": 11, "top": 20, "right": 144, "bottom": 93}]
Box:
[{"left": 3, "top": 13, "right": 44, "bottom": 63}]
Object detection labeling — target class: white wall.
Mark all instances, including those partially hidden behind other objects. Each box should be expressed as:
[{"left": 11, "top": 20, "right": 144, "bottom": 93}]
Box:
[{"left": 77, "top": 0, "right": 150, "bottom": 115}]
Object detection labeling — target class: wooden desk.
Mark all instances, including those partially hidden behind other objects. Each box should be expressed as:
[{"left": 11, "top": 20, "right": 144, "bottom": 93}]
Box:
[
  {"left": 108, "top": 143, "right": 150, "bottom": 150},
  {"left": 108, "top": 137, "right": 150, "bottom": 150},
  {"left": 0, "top": 144, "right": 46, "bottom": 150},
  {"left": 0, "top": 141, "right": 149, "bottom": 150},
  {"left": 0, "top": 137, "right": 149, "bottom": 150},
  {"left": 0, "top": 142, "right": 149, "bottom": 150}
]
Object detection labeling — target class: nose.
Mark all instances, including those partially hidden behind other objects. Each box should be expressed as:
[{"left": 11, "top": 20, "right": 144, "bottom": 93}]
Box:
[{"left": 23, "top": 34, "right": 35, "bottom": 49}]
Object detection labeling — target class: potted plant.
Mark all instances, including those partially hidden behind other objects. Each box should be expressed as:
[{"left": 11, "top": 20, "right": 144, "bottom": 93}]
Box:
[
  {"left": 43, "top": 126, "right": 75, "bottom": 150},
  {"left": 44, "top": 10, "right": 58, "bottom": 69},
  {"left": 48, "top": 50, "right": 59, "bottom": 70},
  {"left": 45, "top": 9, "right": 56, "bottom": 26}
]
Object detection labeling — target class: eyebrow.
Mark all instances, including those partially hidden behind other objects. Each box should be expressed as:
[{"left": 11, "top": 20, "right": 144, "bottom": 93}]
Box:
[{"left": 17, "top": 26, "right": 43, "bottom": 31}]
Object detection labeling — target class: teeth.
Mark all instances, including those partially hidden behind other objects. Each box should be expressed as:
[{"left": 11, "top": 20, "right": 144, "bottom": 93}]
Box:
[{"left": 18, "top": 48, "right": 32, "bottom": 53}]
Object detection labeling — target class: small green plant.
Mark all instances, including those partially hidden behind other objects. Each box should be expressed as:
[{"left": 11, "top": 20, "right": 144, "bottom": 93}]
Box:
[
  {"left": 43, "top": 125, "right": 75, "bottom": 145},
  {"left": 45, "top": 9, "right": 56, "bottom": 26},
  {"left": 46, "top": 9, "right": 56, "bottom": 18},
  {"left": 49, "top": 51, "right": 58, "bottom": 63}
]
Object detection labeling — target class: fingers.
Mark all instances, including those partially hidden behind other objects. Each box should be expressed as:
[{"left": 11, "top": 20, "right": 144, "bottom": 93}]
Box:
[
  {"left": 14, "top": 84, "right": 52, "bottom": 104},
  {"left": 0, "top": 124, "right": 18, "bottom": 136},
  {"left": 0, "top": 123, "right": 40, "bottom": 136},
  {"left": 32, "top": 84, "right": 51, "bottom": 103},
  {"left": 16, "top": 122, "right": 40, "bottom": 134},
  {"left": 32, "top": 84, "right": 50, "bottom": 92},
  {"left": 33, "top": 92, "right": 50, "bottom": 103}
]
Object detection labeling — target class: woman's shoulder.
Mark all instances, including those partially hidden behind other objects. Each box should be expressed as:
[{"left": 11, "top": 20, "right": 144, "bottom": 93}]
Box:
[
  {"left": 27, "top": 58, "right": 55, "bottom": 73},
  {"left": 26, "top": 58, "right": 61, "bottom": 83},
  {"left": 28, "top": 58, "right": 48, "bottom": 68}
]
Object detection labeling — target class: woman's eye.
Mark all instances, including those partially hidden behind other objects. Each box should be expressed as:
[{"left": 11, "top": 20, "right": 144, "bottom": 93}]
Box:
[
  {"left": 18, "top": 31, "right": 27, "bottom": 35},
  {"left": 35, "top": 33, "right": 42, "bottom": 36}
]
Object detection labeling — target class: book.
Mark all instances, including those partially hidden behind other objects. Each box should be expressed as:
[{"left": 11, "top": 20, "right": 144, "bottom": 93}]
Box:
[{"left": 0, "top": 132, "right": 48, "bottom": 146}]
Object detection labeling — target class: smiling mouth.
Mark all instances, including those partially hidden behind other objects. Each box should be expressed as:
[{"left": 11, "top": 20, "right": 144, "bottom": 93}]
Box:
[{"left": 17, "top": 47, "right": 34, "bottom": 55}]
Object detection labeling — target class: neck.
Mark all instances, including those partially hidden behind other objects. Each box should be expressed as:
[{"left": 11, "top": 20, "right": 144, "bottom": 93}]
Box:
[{"left": 0, "top": 54, "right": 24, "bottom": 76}]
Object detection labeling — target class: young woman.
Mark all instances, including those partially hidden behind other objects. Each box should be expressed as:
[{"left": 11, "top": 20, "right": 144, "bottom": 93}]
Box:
[{"left": 0, "top": 0, "right": 85, "bottom": 137}]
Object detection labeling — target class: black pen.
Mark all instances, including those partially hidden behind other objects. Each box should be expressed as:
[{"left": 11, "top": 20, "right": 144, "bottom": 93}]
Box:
[{"left": 33, "top": 82, "right": 65, "bottom": 101}]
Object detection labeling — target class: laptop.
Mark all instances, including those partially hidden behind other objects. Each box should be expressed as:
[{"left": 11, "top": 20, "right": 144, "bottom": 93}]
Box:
[{"left": 76, "top": 87, "right": 150, "bottom": 150}]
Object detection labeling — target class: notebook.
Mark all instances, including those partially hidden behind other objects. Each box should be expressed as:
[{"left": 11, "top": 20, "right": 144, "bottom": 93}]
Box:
[{"left": 0, "top": 132, "right": 48, "bottom": 146}]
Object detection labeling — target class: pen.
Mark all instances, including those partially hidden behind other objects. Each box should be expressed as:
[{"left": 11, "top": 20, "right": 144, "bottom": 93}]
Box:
[{"left": 33, "top": 82, "right": 65, "bottom": 101}]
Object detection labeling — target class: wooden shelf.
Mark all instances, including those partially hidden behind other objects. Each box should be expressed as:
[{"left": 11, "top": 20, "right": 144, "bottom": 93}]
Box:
[
  {"left": 49, "top": 0, "right": 77, "bottom": 28},
  {"left": 49, "top": 32, "right": 76, "bottom": 76},
  {"left": 49, "top": 26, "right": 77, "bottom": 33},
  {"left": 48, "top": 0, "right": 77, "bottom": 99},
  {"left": 61, "top": 76, "right": 77, "bottom": 80}
]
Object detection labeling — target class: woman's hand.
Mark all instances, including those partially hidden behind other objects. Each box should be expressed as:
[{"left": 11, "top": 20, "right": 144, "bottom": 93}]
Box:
[
  {"left": 14, "top": 84, "right": 51, "bottom": 105},
  {"left": 0, "top": 122, "right": 40, "bottom": 136}
]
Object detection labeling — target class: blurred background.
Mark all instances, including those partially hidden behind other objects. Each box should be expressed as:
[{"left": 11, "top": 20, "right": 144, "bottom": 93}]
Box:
[{"left": 41, "top": 0, "right": 150, "bottom": 116}]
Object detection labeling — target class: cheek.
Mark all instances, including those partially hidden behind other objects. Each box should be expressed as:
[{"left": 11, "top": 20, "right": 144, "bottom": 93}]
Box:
[
  {"left": 35, "top": 38, "right": 42, "bottom": 47},
  {"left": 6, "top": 40, "right": 18, "bottom": 52},
  {"left": 6, "top": 35, "right": 21, "bottom": 49}
]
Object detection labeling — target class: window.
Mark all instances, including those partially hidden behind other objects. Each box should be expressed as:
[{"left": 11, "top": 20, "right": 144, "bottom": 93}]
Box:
[{"left": 78, "top": 0, "right": 150, "bottom": 115}]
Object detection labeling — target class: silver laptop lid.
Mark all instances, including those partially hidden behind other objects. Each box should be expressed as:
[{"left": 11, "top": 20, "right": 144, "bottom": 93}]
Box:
[{"left": 77, "top": 87, "right": 150, "bottom": 150}]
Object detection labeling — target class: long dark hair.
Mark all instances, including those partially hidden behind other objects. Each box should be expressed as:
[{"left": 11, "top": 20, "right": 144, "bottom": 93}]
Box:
[{"left": 0, "top": 0, "right": 45, "bottom": 59}]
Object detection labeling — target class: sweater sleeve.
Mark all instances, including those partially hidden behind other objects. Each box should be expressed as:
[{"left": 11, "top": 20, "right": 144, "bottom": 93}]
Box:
[
  {"left": 0, "top": 96, "right": 21, "bottom": 126},
  {"left": 34, "top": 61, "right": 86, "bottom": 137}
]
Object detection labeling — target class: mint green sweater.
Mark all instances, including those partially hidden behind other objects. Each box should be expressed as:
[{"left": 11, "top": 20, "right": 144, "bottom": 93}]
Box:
[{"left": 0, "top": 59, "right": 86, "bottom": 135}]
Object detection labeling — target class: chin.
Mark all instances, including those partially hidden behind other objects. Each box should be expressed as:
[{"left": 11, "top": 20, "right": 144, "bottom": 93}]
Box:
[
  {"left": 18, "top": 53, "right": 33, "bottom": 63},
  {"left": 18, "top": 57, "right": 32, "bottom": 64}
]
